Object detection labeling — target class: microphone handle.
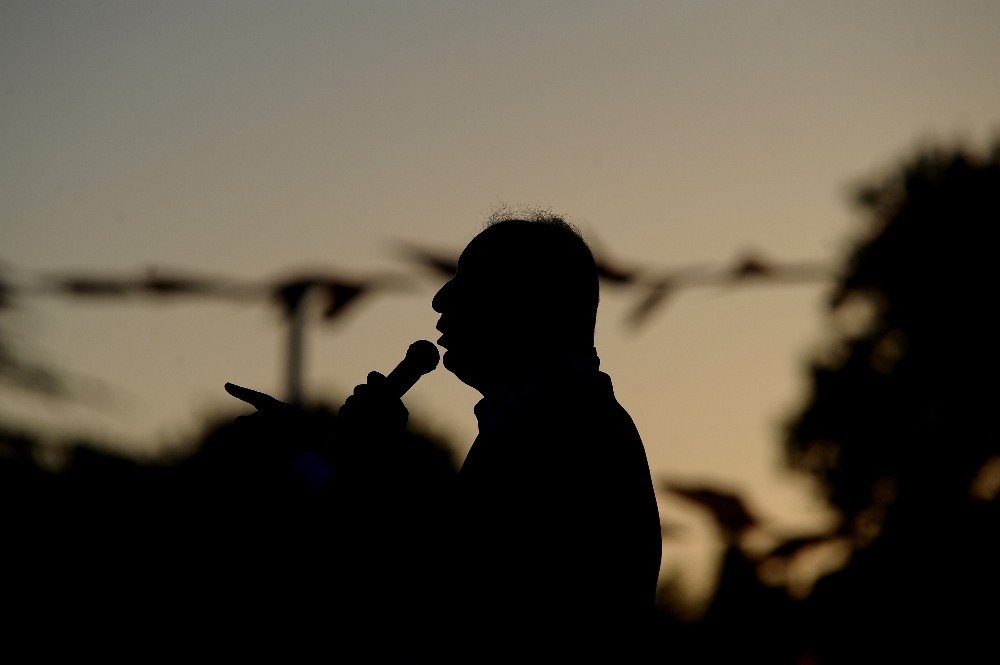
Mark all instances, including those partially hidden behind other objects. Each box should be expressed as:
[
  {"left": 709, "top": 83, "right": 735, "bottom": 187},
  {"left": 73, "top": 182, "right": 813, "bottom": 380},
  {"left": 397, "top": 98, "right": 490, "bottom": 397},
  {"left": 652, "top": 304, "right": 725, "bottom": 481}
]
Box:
[{"left": 384, "top": 361, "right": 423, "bottom": 399}]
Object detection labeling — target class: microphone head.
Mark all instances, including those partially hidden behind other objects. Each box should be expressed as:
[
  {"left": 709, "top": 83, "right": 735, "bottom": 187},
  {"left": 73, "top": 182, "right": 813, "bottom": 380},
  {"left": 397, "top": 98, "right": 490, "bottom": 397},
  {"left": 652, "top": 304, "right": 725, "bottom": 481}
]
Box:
[{"left": 406, "top": 339, "right": 441, "bottom": 375}]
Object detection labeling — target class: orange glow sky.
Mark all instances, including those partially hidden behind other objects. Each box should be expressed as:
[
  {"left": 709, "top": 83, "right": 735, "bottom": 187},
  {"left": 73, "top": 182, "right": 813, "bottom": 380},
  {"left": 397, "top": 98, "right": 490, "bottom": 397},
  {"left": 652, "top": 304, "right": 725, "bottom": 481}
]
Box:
[{"left": 3, "top": 1, "right": 999, "bottom": 602}]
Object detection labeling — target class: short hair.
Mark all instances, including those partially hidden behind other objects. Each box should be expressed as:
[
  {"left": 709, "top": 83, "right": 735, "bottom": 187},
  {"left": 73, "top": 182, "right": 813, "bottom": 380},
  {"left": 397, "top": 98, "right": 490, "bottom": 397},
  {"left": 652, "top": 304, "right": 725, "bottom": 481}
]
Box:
[{"left": 477, "top": 216, "right": 599, "bottom": 348}]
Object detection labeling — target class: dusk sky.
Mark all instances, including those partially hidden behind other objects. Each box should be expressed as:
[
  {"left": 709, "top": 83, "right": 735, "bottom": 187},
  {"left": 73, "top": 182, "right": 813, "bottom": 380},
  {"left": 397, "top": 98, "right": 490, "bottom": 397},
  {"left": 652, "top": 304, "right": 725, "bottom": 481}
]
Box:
[{"left": 3, "top": 1, "right": 999, "bottom": 602}]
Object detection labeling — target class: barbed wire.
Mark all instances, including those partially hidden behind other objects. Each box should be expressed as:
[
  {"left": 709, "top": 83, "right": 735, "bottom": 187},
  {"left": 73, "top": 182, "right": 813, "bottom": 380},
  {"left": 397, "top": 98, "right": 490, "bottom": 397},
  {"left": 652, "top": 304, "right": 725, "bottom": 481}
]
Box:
[{"left": 0, "top": 241, "right": 835, "bottom": 402}]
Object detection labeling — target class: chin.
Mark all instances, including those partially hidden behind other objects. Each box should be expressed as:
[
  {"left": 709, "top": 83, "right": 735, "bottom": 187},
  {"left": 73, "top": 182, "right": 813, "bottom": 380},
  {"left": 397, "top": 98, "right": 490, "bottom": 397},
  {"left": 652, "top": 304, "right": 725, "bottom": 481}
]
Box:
[
  {"left": 441, "top": 350, "right": 482, "bottom": 389},
  {"left": 441, "top": 349, "right": 460, "bottom": 373}
]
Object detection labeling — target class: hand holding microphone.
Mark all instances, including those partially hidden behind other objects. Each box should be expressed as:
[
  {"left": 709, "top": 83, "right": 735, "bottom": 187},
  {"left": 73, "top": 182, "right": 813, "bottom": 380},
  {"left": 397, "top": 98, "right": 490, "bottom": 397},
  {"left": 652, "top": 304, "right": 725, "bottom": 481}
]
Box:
[
  {"left": 338, "top": 340, "right": 440, "bottom": 438},
  {"left": 222, "top": 340, "right": 439, "bottom": 495}
]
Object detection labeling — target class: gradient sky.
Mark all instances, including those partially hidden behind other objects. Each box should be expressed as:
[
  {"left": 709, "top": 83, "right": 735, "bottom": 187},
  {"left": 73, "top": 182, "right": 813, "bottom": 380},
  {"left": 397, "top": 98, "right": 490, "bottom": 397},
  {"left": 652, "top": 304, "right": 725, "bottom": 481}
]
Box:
[{"left": 3, "top": 0, "right": 999, "bottom": 603}]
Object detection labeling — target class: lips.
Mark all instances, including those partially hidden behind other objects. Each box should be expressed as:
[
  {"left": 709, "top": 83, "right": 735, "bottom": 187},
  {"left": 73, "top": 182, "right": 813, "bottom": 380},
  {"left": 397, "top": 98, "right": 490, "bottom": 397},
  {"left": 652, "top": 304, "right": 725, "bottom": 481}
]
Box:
[{"left": 435, "top": 320, "right": 449, "bottom": 348}]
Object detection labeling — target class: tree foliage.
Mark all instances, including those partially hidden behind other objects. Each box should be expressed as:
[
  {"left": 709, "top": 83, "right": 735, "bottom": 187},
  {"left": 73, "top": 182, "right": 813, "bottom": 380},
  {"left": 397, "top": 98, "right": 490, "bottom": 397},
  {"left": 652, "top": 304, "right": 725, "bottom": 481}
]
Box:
[
  {"left": 782, "top": 141, "right": 1000, "bottom": 661},
  {"left": 786, "top": 140, "right": 1000, "bottom": 523}
]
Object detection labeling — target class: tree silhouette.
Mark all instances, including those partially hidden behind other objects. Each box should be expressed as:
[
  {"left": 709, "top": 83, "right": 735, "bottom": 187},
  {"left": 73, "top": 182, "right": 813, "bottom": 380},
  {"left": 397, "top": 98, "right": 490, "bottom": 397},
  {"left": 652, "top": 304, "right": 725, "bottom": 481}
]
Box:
[
  {"left": 784, "top": 140, "right": 1000, "bottom": 662},
  {"left": 1, "top": 401, "right": 460, "bottom": 657}
]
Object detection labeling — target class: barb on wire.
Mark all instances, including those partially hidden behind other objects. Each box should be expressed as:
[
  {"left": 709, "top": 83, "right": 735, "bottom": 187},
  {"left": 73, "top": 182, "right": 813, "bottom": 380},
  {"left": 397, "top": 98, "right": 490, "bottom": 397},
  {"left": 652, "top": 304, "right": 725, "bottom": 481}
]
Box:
[
  {"left": 269, "top": 271, "right": 413, "bottom": 323},
  {"left": 393, "top": 241, "right": 460, "bottom": 281}
]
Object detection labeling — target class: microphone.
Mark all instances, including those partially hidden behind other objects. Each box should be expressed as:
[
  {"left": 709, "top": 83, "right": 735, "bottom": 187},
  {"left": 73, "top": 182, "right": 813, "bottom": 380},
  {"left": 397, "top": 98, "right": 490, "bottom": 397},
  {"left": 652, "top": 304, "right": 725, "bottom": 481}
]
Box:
[{"left": 383, "top": 339, "right": 440, "bottom": 398}]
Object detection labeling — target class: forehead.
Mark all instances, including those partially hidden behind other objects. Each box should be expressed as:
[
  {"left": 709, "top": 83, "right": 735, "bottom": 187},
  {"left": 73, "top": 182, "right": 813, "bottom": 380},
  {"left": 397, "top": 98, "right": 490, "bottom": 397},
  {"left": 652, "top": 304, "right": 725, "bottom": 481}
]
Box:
[{"left": 454, "top": 228, "right": 513, "bottom": 278}]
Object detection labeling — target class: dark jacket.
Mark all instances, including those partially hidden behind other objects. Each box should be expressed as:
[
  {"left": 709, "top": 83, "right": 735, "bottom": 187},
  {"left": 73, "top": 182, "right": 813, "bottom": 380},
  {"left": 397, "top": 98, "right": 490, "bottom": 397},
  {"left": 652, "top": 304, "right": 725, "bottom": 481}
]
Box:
[{"left": 454, "top": 365, "right": 662, "bottom": 653}]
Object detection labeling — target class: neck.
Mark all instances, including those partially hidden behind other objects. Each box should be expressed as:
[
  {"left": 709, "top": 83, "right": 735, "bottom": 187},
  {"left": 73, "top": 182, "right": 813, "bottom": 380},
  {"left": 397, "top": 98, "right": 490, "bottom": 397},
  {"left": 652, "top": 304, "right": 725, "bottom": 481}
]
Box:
[{"left": 472, "top": 346, "right": 599, "bottom": 399}]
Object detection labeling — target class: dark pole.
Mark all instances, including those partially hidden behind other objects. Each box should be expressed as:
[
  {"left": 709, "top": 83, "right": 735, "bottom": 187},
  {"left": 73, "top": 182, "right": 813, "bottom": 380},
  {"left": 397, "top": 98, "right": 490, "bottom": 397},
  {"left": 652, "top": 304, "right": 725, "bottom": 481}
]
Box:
[
  {"left": 279, "top": 283, "right": 311, "bottom": 406},
  {"left": 286, "top": 298, "right": 305, "bottom": 405}
]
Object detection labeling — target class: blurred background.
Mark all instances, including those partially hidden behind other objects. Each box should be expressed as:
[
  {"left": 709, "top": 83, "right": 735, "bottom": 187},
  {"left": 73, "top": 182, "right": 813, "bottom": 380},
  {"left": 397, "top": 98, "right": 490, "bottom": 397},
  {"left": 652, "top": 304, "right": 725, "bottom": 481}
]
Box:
[{"left": 2, "top": 1, "right": 998, "bottom": 659}]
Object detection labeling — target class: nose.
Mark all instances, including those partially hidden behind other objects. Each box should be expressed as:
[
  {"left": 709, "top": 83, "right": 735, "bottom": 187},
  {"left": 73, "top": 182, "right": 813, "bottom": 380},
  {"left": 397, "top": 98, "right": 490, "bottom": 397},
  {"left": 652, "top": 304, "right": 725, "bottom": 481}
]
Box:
[{"left": 432, "top": 278, "right": 452, "bottom": 314}]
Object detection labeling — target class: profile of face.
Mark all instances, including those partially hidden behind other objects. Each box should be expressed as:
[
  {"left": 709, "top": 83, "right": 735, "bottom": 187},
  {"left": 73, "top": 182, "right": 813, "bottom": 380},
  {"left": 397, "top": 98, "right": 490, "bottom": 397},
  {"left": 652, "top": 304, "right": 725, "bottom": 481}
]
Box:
[{"left": 432, "top": 227, "right": 521, "bottom": 391}]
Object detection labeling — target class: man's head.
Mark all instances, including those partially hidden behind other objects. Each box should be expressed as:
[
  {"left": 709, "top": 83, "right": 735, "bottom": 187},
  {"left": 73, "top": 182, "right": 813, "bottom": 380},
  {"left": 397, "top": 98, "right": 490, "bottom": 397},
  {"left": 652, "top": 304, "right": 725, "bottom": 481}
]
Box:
[{"left": 432, "top": 216, "right": 599, "bottom": 393}]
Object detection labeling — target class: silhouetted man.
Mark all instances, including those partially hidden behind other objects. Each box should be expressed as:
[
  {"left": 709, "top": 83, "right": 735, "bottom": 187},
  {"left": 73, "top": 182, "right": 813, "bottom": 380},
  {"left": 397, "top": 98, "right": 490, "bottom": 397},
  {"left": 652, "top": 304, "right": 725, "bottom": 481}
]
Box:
[
  {"left": 343, "top": 217, "right": 662, "bottom": 657},
  {"left": 229, "top": 217, "right": 662, "bottom": 657}
]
